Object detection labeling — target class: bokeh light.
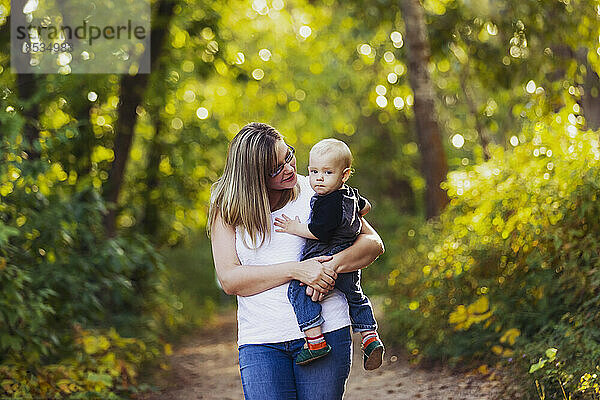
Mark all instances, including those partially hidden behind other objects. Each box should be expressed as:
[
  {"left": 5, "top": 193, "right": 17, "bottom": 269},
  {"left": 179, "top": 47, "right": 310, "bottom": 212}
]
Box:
[
  {"left": 196, "top": 107, "right": 209, "bottom": 119},
  {"left": 393, "top": 97, "right": 405, "bottom": 109},
  {"left": 259, "top": 49, "right": 272, "bottom": 61},
  {"left": 376, "top": 96, "right": 388, "bottom": 108},
  {"left": 252, "top": 68, "right": 265, "bottom": 80},
  {"left": 390, "top": 31, "right": 403, "bottom": 48},
  {"left": 383, "top": 51, "right": 395, "bottom": 63},
  {"left": 359, "top": 44, "right": 372, "bottom": 55},
  {"left": 299, "top": 26, "right": 312, "bottom": 38},
  {"left": 452, "top": 134, "right": 465, "bottom": 148}
]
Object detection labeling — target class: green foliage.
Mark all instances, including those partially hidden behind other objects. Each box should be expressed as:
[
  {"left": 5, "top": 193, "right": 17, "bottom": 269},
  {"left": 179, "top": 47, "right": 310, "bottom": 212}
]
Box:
[
  {"left": 0, "top": 325, "right": 155, "bottom": 399},
  {"left": 381, "top": 99, "right": 600, "bottom": 397},
  {"left": 0, "top": 139, "right": 170, "bottom": 396},
  {"left": 519, "top": 302, "right": 600, "bottom": 398},
  {"left": 0, "top": 169, "right": 163, "bottom": 358},
  {"left": 0, "top": 1, "right": 226, "bottom": 396}
]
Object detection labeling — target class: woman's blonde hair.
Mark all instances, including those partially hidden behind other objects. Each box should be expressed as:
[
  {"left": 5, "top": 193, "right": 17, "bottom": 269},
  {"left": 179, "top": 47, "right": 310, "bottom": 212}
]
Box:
[{"left": 208, "top": 122, "right": 299, "bottom": 248}]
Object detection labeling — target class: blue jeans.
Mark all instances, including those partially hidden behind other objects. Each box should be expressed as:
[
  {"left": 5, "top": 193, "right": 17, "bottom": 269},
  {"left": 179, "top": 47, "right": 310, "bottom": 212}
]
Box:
[
  {"left": 288, "top": 270, "right": 377, "bottom": 333},
  {"left": 238, "top": 326, "right": 352, "bottom": 399}
]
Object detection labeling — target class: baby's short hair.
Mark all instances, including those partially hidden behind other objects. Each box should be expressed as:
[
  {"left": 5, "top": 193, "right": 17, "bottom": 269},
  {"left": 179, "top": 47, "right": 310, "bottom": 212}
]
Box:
[{"left": 310, "top": 138, "right": 353, "bottom": 169}]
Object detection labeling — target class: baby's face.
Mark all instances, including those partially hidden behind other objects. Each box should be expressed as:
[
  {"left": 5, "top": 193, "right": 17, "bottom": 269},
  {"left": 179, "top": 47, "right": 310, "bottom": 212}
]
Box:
[{"left": 308, "top": 153, "right": 348, "bottom": 195}]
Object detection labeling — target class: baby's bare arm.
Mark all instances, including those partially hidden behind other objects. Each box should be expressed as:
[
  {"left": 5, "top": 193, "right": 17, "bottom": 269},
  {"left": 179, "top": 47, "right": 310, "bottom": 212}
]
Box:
[{"left": 274, "top": 214, "right": 318, "bottom": 239}]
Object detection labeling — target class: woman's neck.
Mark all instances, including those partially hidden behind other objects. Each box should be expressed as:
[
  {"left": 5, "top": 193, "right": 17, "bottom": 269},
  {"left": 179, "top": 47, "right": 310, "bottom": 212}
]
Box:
[{"left": 268, "top": 189, "right": 283, "bottom": 212}]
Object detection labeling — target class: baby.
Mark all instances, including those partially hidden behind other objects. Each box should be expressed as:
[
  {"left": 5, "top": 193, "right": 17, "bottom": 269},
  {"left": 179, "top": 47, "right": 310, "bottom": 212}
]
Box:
[{"left": 274, "top": 138, "right": 384, "bottom": 370}]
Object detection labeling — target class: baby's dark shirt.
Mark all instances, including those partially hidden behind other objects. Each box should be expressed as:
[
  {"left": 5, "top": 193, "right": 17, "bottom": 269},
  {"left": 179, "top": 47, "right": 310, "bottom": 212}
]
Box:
[{"left": 301, "top": 185, "right": 367, "bottom": 261}]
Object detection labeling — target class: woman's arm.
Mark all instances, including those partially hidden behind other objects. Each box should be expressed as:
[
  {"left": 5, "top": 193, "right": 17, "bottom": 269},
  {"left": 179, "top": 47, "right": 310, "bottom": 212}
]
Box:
[
  {"left": 306, "top": 218, "right": 384, "bottom": 301},
  {"left": 328, "top": 217, "right": 384, "bottom": 274},
  {"left": 211, "top": 211, "right": 337, "bottom": 297}
]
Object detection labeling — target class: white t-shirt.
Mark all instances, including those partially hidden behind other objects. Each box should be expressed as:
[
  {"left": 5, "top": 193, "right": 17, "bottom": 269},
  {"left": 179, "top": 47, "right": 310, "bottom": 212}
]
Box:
[{"left": 235, "top": 175, "right": 351, "bottom": 346}]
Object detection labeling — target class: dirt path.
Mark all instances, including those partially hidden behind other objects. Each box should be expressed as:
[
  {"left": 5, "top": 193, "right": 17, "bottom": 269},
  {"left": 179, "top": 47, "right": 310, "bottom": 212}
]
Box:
[{"left": 138, "top": 311, "right": 503, "bottom": 400}]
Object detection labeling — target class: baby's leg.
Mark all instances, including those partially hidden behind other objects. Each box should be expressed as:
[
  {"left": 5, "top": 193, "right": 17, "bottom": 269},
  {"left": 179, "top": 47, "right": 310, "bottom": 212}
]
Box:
[
  {"left": 287, "top": 279, "right": 325, "bottom": 330},
  {"left": 287, "top": 280, "right": 331, "bottom": 365},
  {"left": 304, "top": 326, "right": 324, "bottom": 340},
  {"left": 335, "top": 271, "right": 384, "bottom": 370},
  {"left": 335, "top": 271, "right": 377, "bottom": 332},
  {"left": 300, "top": 325, "right": 329, "bottom": 361}
]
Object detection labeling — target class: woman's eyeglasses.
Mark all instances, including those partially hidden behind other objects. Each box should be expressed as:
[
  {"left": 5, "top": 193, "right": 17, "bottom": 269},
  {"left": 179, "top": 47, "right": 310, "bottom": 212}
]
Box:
[{"left": 269, "top": 144, "right": 295, "bottom": 177}]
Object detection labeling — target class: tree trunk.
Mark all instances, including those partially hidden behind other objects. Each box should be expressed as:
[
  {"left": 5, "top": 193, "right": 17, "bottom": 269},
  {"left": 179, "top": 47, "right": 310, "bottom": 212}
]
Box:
[
  {"left": 103, "top": 74, "right": 148, "bottom": 236},
  {"left": 103, "top": 0, "right": 177, "bottom": 237},
  {"left": 141, "top": 109, "right": 164, "bottom": 238},
  {"left": 549, "top": 45, "right": 600, "bottom": 131},
  {"left": 11, "top": 0, "right": 41, "bottom": 159},
  {"left": 400, "top": 0, "right": 449, "bottom": 218},
  {"left": 15, "top": 76, "right": 41, "bottom": 160},
  {"left": 68, "top": 85, "right": 96, "bottom": 177},
  {"left": 581, "top": 60, "right": 600, "bottom": 131}
]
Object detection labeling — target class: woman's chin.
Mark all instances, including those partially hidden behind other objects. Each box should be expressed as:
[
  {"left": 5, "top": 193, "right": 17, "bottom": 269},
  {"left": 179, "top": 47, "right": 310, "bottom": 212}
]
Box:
[
  {"left": 275, "top": 173, "right": 297, "bottom": 189},
  {"left": 283, "top": 173, "right": 297, "bottom": 188}
]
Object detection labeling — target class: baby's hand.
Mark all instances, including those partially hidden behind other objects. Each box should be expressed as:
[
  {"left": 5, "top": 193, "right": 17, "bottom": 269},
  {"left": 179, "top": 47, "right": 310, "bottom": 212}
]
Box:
[{"left": 274, "top": 214, "right": 302, "bottom": 235}]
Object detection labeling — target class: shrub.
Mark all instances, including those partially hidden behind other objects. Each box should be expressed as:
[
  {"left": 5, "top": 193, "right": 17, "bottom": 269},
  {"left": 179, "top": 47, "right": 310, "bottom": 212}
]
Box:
[
  {"left": 0, "top": 325, "right": 155, "bottom": 399},
  {"left": 0, "top": 155, "right": 168, "bottom": 397},
  {"left": 382, "top": 102, "right": 600, "bottom": 398}
]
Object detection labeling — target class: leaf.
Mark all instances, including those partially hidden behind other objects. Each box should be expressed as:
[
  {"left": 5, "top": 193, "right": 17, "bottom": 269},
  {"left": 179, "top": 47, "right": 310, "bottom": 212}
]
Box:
[
  {"left": 500, "top": 328, "right": 521, "bottom": 346},
  {"left": 467, "top": 296, "right": 489, "bottom": 315},
  {"left": 545, "top": 347, "right": 557, "bottom": 360},
  {"left": 529, "top": 359, "right": 546, "bottom": 373},
  {"left": 82, "top": 335, "right": 110, "bottom": 355},
  {"left": 82, "top": 336, "right": 100, "bottom": 355},
  {"left": 448, "top": 305, "right": 467, "bottom": 324},
  {"left": 86, "top": 372, "right": 113, "bottom": 387}
]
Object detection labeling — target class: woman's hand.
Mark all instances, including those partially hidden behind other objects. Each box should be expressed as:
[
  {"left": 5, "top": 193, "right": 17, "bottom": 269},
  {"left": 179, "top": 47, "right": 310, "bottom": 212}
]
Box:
[
  {"left": 323, "top": 218, "right": 384, "bottom": 275},
  {"left": 296, "top": 255, "right": 337, "bottom": 294},
  {"left": 212, "top": 211, "right": 328, "bottom": 297},
  {"left": 304, "top": 285, "right": 327, "bottom": 302}
]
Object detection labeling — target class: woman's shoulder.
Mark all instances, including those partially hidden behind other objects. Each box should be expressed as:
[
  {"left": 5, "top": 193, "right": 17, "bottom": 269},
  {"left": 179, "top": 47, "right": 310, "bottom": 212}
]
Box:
[
  {"left": 297, "top": 174, "right": 309, "bottom": 187},
  {"left": 277, "top": 175, "right": 313, "bottom": 216},
  {"left": 296, "top": 174, "right": 313, "bottom": 196}
]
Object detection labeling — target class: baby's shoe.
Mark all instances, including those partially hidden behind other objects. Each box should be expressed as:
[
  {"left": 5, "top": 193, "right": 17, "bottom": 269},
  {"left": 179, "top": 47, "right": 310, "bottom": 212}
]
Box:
[
  {"left": 362, "top": 332, "right": 384, "bottom": 370},
  {"left": 295, "top": 343, "right": 331, "bottom": 365}
]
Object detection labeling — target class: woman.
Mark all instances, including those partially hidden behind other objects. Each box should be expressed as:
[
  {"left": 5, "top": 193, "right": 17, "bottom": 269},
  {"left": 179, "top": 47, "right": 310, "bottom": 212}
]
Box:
[{"left": 209, "top": 122, "right": 384, "bottom": 399}]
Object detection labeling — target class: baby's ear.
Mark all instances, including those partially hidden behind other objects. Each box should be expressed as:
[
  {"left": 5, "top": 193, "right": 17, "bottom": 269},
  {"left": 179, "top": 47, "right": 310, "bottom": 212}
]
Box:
[{"left": 341, "top": 167, "right": 351, "bottom": 182}]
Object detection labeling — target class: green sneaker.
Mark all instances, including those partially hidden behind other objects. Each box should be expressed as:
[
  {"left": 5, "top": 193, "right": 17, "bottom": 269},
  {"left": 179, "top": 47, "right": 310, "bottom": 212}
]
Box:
[
  {"left": 295, "top": 344, "right": 332, "bottom": 365},
  {"left": 362, "top": 340, "right": 384, "bottom": 370}
]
